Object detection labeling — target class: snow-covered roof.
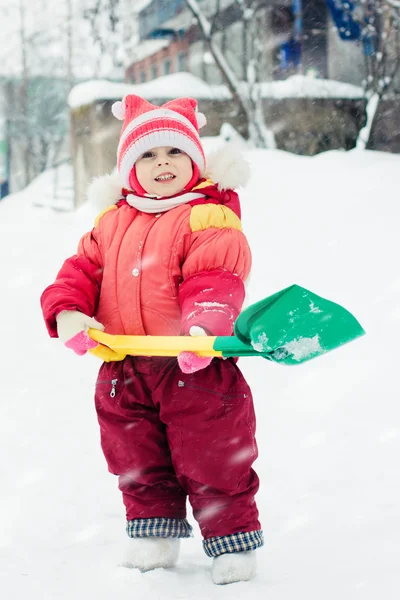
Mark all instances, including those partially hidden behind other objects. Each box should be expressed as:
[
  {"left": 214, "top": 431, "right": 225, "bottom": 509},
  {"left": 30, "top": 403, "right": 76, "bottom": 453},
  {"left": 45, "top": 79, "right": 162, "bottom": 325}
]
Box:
[
  {"left": 68, "top": 72, "right": 229, "bottom": 109},
  {"left": 68, "top": 73, "right": 364, "bottom": 110},
  {"left": 129, "top": 39, "right": 170, "bottom": 63},
  {"left": 134, "top": 0, "right": 153, "bottom": 12},
  {"left": 261, "top": 75, "right": 364, "bottom": 100}
]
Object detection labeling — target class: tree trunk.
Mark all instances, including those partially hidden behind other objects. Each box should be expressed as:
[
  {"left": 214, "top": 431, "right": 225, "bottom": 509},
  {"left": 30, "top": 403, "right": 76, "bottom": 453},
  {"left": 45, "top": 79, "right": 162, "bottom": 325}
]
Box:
[
  {"left": 19, "top": 0, "right": 31, "bottom": 187},
  {"left": 356, "top": 92, "right": 380, "bottom": 149},
  {"left": 184, "top": 0, "right": 276, "bottom": 149}
]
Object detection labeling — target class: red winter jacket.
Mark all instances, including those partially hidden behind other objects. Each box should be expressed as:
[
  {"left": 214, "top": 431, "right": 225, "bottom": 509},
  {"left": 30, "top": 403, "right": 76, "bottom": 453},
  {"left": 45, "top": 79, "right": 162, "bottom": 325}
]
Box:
[{"left": 41, "top": 182, "right": 252, "bottom": 339}]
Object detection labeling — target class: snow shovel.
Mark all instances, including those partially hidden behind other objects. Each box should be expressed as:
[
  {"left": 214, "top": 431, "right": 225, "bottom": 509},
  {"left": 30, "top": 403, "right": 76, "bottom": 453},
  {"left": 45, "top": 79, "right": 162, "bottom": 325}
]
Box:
[{"left": 88, "top": 284, "right": 365, "bottom": 365}]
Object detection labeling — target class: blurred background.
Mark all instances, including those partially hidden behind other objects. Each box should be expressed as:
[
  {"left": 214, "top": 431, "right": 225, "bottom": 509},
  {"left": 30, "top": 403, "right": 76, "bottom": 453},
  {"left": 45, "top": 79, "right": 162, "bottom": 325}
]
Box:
[{"left": 1, "top": 0, "right": 400, "bottom": 209}]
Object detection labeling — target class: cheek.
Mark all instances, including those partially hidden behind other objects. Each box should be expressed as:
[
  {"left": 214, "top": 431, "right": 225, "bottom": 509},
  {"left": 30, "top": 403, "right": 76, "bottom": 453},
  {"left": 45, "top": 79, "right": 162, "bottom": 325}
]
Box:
[
  {"left": 181, "top": 158, "right": 194, "bottom": 183},
  {"left": 135, "top": 164, "right": 150, "bottom": 185},
  {"left": 130, "top": 163, "right": 153, "bottom": 194}
]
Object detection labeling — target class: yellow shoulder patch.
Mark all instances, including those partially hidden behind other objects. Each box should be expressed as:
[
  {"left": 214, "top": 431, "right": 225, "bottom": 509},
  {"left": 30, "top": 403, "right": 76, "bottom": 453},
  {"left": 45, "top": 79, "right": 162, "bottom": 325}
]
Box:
[
  {"left": 94, "top": 204, "right": 118, "bottom": 227},
  {"left": 192, "top": 178, "right": 214, "bottom": 191},
  {"left": 190, "top": 204, "right": 242, "bottom": 233}
]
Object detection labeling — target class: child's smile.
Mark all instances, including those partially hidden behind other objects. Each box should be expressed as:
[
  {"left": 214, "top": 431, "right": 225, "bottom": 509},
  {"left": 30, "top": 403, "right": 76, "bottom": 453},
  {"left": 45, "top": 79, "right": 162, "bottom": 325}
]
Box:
[
  {"left": 155, "top": 173, "right": 176, "bottom": 182},
  {"left": 135, "top": 146, "right": 193, "bottom": 197}
]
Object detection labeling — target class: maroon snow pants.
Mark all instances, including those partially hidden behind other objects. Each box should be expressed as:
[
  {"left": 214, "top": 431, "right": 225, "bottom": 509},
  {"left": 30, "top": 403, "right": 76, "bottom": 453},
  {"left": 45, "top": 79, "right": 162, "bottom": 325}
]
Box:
[{"left": 94, "top": 356, "right": 261, "bottom": 540}]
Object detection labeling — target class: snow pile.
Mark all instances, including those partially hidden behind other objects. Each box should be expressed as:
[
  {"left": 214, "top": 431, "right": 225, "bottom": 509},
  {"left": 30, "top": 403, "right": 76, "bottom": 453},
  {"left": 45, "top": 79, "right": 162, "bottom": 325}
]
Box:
[
  {"left": 260, "top": 74, "right": 363, "bottom": 99},
  {"left": 26, "top": 163, "right": 74, "bottom": 211},
  {"left": 251, "top": 332, "right": 270, "bottom": 353},
  {"left": 283, "top": 335, "right": 323, "bottom": 361},
  {"left": 68, "top": 72, "right": 229, "bottom": 109},
  {"left": 69, "top": 73, "right": 363, "bottom": 110},
  {"left": 251, "top": 332, "right": 322, "bottom": 362}
]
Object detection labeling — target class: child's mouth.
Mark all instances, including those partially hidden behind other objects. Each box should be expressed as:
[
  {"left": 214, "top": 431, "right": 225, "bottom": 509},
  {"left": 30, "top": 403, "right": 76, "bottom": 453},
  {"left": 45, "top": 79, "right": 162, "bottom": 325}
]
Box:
[{"left": 155, "top": 173, "right": 176, "bottom": 182}]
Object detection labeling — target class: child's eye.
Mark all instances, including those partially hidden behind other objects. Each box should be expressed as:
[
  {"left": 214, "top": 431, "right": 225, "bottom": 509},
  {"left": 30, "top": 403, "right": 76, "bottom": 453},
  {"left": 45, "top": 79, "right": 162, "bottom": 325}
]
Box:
[
  {"left": 141, "top": 151, "right": 154, "bottom": 159},
  {"left": 169, "top": 148, "right": 181, "bottom": 155}
]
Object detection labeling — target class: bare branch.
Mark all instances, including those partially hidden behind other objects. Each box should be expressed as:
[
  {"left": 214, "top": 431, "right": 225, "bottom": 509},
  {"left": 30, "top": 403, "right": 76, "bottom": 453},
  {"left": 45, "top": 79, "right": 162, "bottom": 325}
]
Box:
[
  {"left": 210, "top": 0, "right": 222, "bottom": 36},
  {"left": 184, "top": 0, "right": 275, "bottom": 147},
  {"left": 185, "top": 0, "right": 212, "bottom": 37},
  {"left": 184, "top": 0, "right": 246, "bottom": 113}
]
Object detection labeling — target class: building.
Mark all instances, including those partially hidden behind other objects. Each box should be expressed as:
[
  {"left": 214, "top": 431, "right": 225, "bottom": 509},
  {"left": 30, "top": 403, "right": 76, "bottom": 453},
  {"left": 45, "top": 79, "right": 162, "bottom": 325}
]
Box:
[{"left": 123, "top": 1, "right": 366, "bottom": 87}]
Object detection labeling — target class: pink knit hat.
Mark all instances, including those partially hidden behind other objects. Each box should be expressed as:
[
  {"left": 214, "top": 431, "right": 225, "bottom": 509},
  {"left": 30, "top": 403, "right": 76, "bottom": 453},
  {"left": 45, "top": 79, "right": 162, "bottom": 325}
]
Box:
[{"left": 111, "top": 95, "right": 207, "bottom": 192}]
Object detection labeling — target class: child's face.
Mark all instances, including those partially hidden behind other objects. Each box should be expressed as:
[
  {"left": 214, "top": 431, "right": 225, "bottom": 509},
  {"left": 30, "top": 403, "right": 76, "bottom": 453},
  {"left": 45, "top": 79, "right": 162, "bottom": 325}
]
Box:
[{"left": 135, "top": 146, "right": 193, "bottom": 197}]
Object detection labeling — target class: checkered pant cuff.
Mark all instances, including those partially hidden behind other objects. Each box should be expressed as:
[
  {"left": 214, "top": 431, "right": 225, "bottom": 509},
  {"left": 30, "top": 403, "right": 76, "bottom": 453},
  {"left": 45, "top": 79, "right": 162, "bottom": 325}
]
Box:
[
  {"left": 203, "top": 529, "right": 264, "bottom": 558},
  {"left": 126, "top": 517, "right": 193, "bottom": 538}
]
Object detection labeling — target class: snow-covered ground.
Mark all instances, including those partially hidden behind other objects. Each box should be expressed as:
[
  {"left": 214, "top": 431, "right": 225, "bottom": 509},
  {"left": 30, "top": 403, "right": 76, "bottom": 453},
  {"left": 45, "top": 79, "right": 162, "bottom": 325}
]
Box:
[{"left": 1, "top": 147, "right": 399, "bottom": 599}]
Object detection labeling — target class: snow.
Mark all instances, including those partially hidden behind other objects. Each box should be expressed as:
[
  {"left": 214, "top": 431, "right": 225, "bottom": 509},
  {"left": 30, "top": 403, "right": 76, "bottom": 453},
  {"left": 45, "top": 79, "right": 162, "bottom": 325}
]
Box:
[
  {"left": 69, "top": 73, "right": 363, "bottom": 109},
  {"left": 283, "top": 335, "right": 323, "bottom": 362},
  {"left": 194, "top": 302, "right": 228, "bottom": 308},
  {"left": 0, "top": 1, "right": 124, "bottom": 80},
  {"left": 357, "top": 93, "right": 380, "bottom": 149},
  {"left": 133, "top": 0, "right": 153, "bottom": 11},
  {"left": 260, "top": 74, "right": 364, "bottom": 99},
  {"left": 251, "top": 332, "right": 269, "bottom": 353},
  {"left": 68, "top": 72, "right": 230, "bottom": 108},
  {"left": 129, "top": 39, "right": 170, "bottom": 63},
  {"left": 251, "top": 332, "right": 322, "bottom": 362},
  {"left": 1, "top": 145, "right": 400, "bottom": 598}
]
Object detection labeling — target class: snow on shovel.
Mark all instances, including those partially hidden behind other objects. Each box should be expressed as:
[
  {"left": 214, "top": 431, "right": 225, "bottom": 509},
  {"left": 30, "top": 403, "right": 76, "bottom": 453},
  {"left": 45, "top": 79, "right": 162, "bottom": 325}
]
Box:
[{"left": 88, "top": 284, "right": 365, "bottom": 365}]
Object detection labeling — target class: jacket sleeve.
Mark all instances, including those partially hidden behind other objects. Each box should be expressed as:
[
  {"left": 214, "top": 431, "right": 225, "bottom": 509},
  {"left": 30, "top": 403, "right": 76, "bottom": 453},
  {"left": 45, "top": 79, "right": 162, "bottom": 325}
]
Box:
[
  {"left": 40, "top": 228, "right": 104, "bottom": 337},
  {"left": 179, "top": 205, "right": 251, "bottom": 336}
]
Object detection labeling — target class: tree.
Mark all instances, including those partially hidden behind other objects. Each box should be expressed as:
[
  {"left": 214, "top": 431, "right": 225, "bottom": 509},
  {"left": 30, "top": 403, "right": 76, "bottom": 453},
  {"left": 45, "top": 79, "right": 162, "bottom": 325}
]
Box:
[
  {"left": 83, "top": 0, "right": 124, "bottom": 76},
  {"left": 0, "top": 0, "right": 117, "bottom": 194},
  {"left": 184, "top": 0, "right": 276, "bottom": 149},
  {"left": 0, "top": 1, "right": 72, "bottom": 189},
  {"left": 327, "top": 0, "right": 400, "bottom": 147}
]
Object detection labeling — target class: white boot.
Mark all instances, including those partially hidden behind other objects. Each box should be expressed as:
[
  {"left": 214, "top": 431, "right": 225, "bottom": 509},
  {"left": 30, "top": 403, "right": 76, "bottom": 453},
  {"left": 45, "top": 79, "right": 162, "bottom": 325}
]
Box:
[
  {"left": 123, "top": 537, "right": 181, "bottom": 572},
  {"left": 212, "top": 550, "right": 257, "bottom": 585}
]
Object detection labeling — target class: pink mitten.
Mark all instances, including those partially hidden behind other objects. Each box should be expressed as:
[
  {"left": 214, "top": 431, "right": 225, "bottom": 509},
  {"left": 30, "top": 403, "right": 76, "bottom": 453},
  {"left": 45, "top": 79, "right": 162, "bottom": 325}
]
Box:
[
  {"left": 56, "top": 310, "right": 104, "bottom": 356},
  {"left": 178, "top": 326, "right": 212, "bottom": 374},
  {"left": 64, "top": 330, "right": 99, "bottom": 356},
  {"left": 178, "top": 351, "right": 212, "bottom": 374}
]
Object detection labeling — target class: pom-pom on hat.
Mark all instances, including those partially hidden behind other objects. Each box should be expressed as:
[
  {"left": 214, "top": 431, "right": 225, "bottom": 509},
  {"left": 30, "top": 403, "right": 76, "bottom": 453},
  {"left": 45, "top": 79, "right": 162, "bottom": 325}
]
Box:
[{"left": 112, "top": 95, "right": 207, "bottom": 191}]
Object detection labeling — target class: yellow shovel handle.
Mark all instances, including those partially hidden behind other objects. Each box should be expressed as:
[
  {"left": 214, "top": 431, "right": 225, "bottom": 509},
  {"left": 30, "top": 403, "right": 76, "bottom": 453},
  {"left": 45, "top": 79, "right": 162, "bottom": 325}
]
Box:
[{"left": 88, "top": 329, "right": 222, "bottom": 362}]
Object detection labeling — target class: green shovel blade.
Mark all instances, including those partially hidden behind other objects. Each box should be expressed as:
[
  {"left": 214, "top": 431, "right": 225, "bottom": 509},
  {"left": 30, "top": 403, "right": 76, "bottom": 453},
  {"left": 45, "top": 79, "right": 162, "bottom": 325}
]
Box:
[{"left": 229, "top": 284, "right": 365, "bottom": 365}]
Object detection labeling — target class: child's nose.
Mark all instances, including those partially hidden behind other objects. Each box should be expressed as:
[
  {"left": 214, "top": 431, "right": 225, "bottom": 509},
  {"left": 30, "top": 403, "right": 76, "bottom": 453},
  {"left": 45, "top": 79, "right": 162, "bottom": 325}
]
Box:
[{"left": 157, "top": 156, "right": 169, "bottom": 166}]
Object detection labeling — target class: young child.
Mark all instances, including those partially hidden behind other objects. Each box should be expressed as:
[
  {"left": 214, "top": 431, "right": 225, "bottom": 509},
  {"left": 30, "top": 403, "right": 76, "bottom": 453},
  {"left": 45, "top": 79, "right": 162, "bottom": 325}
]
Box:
[{"left": 40, "top": 95, "right": 263, "bottom": 585}]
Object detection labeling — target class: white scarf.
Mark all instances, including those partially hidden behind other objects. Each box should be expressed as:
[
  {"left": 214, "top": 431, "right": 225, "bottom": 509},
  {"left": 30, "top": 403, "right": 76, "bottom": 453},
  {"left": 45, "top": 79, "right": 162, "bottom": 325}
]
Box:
[{"left": 126, "top": 191, "right": 207, "bottom": 213}]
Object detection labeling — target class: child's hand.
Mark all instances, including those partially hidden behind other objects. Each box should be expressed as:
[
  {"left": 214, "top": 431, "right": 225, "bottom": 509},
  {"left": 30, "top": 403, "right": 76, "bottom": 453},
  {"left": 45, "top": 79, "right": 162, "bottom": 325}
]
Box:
[
  {"left": 178, "top": 326, "right": 213, "bottom": 374},
  {"left": 56, "top": 310, "right": 104, "bottom": 356}
]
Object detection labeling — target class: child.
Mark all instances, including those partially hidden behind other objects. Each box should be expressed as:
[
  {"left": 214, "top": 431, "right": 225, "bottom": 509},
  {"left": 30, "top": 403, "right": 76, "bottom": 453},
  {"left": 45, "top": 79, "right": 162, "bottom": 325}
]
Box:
[{"left": 41, "top": 95, "right": 263, "bottom": 585}]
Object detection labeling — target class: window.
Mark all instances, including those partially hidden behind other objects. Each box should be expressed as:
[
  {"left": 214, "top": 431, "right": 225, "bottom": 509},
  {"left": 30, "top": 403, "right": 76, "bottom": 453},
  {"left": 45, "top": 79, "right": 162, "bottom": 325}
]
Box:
[
  {"left": 177, "top": 52, "right": 186, "bottom": 72},
  {"left": 164, "top": 59, "right": 172, "bottom": 75},
  {"left": 151, "top": 64, "right": 158, "bottom": 80},
  {"left": 140, "top": 70, "right": 146, "bottom": 83}
]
